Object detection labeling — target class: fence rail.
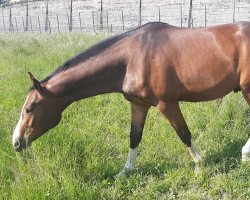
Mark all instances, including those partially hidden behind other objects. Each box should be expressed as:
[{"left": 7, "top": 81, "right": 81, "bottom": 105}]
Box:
[{"left": 0, "top": 0, "right": 249, "bottom": 34}]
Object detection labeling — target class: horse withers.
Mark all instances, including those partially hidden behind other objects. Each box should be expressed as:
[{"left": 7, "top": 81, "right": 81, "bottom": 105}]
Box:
[{"left": 13, "top": 22, "right": 250, "bottom": 177}]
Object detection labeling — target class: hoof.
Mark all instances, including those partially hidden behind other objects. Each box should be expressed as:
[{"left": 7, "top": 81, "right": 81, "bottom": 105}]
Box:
[
  {"left": 242, "top": 154, "right": 250, "bottom": 162},
  {"left": 115, "top": 167, "right": 134, "bottom": 179},
  {"left": 195, "top": 165, "right": 201, "bottom": 175},
  {"left": 194, "top": 162, "right": 203, "bottom": 176}
]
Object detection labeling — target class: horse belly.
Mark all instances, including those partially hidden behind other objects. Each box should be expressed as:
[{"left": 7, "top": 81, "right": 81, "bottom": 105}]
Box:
[{"left": 178, "top": 68, "right": 239, "bottom": 102}]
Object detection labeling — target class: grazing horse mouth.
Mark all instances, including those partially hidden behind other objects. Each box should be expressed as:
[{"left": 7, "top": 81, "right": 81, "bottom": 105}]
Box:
[
  {"left": 13, "top": 138, "right": 30, "bottom": 152},
  {"left": 13, "top": 133, "right": 33, "bottom": 152}
]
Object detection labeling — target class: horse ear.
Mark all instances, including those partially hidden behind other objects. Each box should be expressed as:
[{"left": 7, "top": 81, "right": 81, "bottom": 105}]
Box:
[{"left": 28, "top": 72, "right": 42, "bottom": 93}]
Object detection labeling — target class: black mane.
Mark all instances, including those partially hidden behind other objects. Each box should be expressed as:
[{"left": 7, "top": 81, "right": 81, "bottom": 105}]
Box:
[{"left": 40, "top": 30, "right": 136, "bottom": 83}]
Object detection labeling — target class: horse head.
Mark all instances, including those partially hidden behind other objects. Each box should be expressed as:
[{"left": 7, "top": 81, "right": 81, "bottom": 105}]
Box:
[{"left": 12, "top": 72, "right": 62, "bottom": 152}]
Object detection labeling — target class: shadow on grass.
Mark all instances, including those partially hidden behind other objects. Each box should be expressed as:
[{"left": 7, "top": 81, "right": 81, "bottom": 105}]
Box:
[
  {"left": 137, "top": 160, "right": 182, "bottom": 177},
  {"left": 204, "top": 138, "right": 245, "bottom": 173}
]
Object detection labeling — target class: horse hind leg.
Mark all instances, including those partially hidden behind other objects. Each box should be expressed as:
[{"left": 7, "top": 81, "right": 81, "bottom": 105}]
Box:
[
  {"left": 116, "top": 102, "right": 149, "bottom": 178},
  {"left": 158, "top": 101, "right": 202, "bottom": 171},
  {"left": 241, "top": 90, "right": 250, "bottom": 161}
]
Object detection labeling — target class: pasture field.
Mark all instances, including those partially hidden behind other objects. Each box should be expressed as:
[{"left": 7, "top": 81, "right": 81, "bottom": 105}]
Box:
[{"left": 0, "top": 33, "right": 250, "bottom": 200}]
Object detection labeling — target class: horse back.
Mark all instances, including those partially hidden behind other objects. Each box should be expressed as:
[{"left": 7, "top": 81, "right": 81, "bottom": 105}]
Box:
[{"left": 125, "top": 22, "right": 249, "bottom": 104}]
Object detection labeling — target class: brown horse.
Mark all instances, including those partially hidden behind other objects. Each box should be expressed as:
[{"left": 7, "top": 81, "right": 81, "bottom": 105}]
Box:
[{"left": 13, "top": 22, "right": 250, "bottom": 177}]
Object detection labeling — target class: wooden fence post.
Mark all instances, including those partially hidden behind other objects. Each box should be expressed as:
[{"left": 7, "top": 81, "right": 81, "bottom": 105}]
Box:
[
  {"left": 9, "top": 7, "right": 12, "bottom": 32},
  {"left": 158, "top": 7, "right": 161, "bottom": 22},
  {"left": 49, "top": 20, "right": 51, "bottom": 33},
  {"left": 67, "top": 12, "right": 70, "bottom": 32},
  {"left": 92, "top": 11, "right": 95, "bottom": 33},
  {"left": 57, "top": 14, "right": 60, "bottom": 32},
  {"left": 30, "top": 16, "right": 33, "bottom": 32},
  {"left": 38, "top": 15, "right": 41, "bottom": 33},
  {"left": 204, "top": 4, "right": 207, "bottom": 27},
  {"left": 45, "top": 1, "right": 49, "bottom": 32},
  {"left": 188, "top": 0, "right": 193, "bottom": 28},
  {"left": 22, "top": 16, "right": 24, "bottom": 31},
  {"left": 180, "top": 4, "right": 182, "bottom": 27},
  {"left": 100, "top": 0, "right": 103, "bottom": 30},
  {"left": 122, "top": 10, "right": 124, "bottom": 31},
  {"left": 233, "top": 1, "right": 236, "bottom": 23},
  {"left": 25, "top": 2, "right": 29, "bottom": 31},
  {"left": 2, "top": 8, "right": 6, "bottom": 32},
  {"left": 15, "top": 17, "right": 18, "bottom": 32},
  {"left": 79, "top": 12, "right": 82, "bottom": 33},
  {"left": 69, "top": 0, "right": 73, "bottom": 32},
  {"left": 106, "top": 11, "right": 109, "bottom": 31},
  {"left": 139, "top": 0, "right": 141, "bottom": 26}
]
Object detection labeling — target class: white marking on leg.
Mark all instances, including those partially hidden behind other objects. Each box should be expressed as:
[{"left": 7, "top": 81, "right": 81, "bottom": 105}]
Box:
[
  {"left": 124, "top": 148, "right": 138, "bottom": 170},
  {"left": 242, "top": 138, "right": 250, "bottom": 161},
  {"left": 12, "top": 96, "right": 29, "bottom": 146},
  {"left": 187, "top": 140, "right": 202, "bottom": 164},
  {"left": 116, "top": 148, "right": 138, "bottom": 178}
]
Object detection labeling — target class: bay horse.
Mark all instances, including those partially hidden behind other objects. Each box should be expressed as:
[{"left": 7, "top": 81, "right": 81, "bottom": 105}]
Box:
[{"left": 13, "top": 22, "right": 250, "bottom": 177}]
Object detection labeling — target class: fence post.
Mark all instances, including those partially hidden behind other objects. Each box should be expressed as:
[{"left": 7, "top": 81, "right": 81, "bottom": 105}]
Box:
[
  {"left": 180, "top": 4, "right": 182, "bottom": 27},
  {"left": 79, "top": 12, "right": 82, "bottom": 33},
  {"left": 15, "top": 17, "right": 18, "bottom": 32},
  {"left": 38, "top": 15, "right": 41, "bottom": 33},
  {"left": 100, "top": 0, "right": 103, "bottom": 30},
  {"left": 158, "top": 7, "right": 161, "bottom": 22},
  {"left": 49, "top": 20, "right": 51, "bottom": 33},
  {"left": 204, "top": 4, "right": 207, "bottom": 27},
  {"left": 139, "top": 0, "right": 141, "bottom": 26},
  {"left": 45, "top": 1, "right": 49, "bottom": 32},
  {"left": 69, "top": 0, "right": 73, "bottom": 32},
  {"left": 188, "top": 0, "right": 193, "bottom": 28},
  {"left": 22, "top": 16, "right": 24, "bottom": 31},
  {"left": 106, "top": 11, "right": 109, "bottom": 31},
  {"left": 2, "top": 8, "right": 6, "bottom": 32},
  {"left": 9, "top": 7, "right": 12, "bottom": 32},
  {"left": 57, "top": 14, "right": 60, "bottom": 32},
  {"left": 67, "top": 12, "right": 70, "bottom": 32},
  {"left": 92, "top": 11, "right": 95, "bottom": 33},
  {"left": 25, "top": 2, "right": 29, "bottom": 31},
  {"left": 122, "top": 10, "right": 124, "bottom": 31},
  {"left": 233, "top": 1, "right": 236, "bottom": 23},
  {"left": 30, "top": 16, "right": 33, "bottom": 33}
]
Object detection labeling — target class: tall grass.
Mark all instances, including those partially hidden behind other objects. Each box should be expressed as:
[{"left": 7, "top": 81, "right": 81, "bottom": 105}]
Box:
[{"left": 0, "top": 33, "right": 249, "bottom": 200}]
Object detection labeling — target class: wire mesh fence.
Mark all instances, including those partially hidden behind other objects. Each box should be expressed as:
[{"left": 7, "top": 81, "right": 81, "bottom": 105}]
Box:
[{"left": 0, "top": 0, "right": 249, "bottom": 34}]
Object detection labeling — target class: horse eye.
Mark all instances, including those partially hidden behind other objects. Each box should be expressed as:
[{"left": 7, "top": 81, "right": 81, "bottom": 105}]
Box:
[{"left": 26, "top": 108, "right": 33, "bottom": 113}]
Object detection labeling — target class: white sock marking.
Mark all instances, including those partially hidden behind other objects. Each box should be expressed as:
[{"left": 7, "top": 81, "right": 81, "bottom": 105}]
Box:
[
  {"left": 116, "top": 148, "right": 138, "bottom": 178},
  {"left": 124, "top": 148, "right": 138, "bottom": 170},
  {"left": 187, "top": 140, "right": 202, "bottom": 164},
  {"left": 242, "top": 138, "right": 250, "bottom": 161}
]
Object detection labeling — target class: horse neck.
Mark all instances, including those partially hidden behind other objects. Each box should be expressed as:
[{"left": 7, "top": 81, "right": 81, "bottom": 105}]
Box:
[{"left": 44, "top": 48, "right": 127, "bottom": 108}]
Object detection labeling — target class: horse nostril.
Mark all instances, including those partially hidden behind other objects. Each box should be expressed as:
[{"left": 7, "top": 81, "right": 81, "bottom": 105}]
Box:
[{"left": 14, "top": 140, "right": 20, "bottom": 148}]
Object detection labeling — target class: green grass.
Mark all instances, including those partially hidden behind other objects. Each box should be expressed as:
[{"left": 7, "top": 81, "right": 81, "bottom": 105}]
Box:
[{"left": 0, "top": 33, "right": 250, "bottom": 200}]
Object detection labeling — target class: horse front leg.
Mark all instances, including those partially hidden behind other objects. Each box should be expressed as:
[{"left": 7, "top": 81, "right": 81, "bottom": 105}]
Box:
[
  {"left": 158, "top": 101, "right": 202, "bottom": 172},
  {"left": 116, "top": 102, "right": 149, "bottom": 178}
]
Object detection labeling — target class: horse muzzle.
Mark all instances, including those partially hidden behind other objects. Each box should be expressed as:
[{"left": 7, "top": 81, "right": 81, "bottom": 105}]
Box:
[{"left": 13, "top": 138, "right": 29, "bottom": 152}]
